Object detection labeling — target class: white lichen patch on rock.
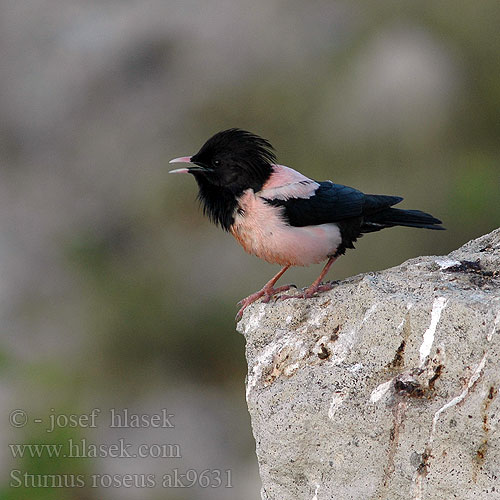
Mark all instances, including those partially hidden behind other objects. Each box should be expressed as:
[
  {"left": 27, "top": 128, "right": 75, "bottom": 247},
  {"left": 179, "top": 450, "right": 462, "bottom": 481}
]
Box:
[
  {"left": 328, "top": 391, "right": 347, "bottom": 420},
  {"left": 370, "top": 379, "right": 393, "bottom": 403},
  {"left": 419, "top": 296, "right": 448, "bottom": 364},
  {"left": 434, "top": 257, "right": 461, "bottom": 270}
]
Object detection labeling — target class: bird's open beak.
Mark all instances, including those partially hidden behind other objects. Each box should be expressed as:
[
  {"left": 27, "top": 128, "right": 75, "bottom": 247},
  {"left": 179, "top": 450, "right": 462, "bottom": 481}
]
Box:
[
  {"left": 169, "top": 156, "right": 212, "bottom": 174},
  {"left": 169, "top": 156, "right": 192, "bottom": 174}
]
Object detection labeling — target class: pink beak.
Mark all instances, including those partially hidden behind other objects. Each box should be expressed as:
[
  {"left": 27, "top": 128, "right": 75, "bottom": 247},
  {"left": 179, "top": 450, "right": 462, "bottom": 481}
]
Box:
[{"left": 169, "top": 156, "right": 192, "bottom": 174}]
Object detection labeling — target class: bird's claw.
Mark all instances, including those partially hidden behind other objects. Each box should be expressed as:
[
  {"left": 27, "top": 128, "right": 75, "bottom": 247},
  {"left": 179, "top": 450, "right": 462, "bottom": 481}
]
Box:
[
  {"left": 279, "top": 282, "right": 335, "bottom": 301},
  {"left": 235, "top": 284, "right": 295, "bottom": 321},
  {"left": 311, "top": 283, "right": 335, "bottom": 295},
  {"left": 279, "top": 292, "right": 302, "bottom": 301}
]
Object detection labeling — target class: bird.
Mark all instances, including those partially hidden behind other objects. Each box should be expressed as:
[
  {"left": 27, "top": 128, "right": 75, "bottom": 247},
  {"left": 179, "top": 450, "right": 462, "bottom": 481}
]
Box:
[{"left": 169, "top": 128, "right": 444, "bottom": 320}]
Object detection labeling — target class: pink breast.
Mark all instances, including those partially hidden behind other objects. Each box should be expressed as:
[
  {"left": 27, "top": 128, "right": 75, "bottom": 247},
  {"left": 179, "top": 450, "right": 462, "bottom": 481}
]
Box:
[{"left": 231, "top": 190, "right": 341, "bottom": 266}]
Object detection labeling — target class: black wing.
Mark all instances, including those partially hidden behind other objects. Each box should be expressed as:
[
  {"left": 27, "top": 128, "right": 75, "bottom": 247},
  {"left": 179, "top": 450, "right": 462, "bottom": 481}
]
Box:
[
  {"left": 262, "top": 180, "right": 444, "bottom": 255},
  {"left": 262, "top": 181, "right": 403, "bottom": 227}
]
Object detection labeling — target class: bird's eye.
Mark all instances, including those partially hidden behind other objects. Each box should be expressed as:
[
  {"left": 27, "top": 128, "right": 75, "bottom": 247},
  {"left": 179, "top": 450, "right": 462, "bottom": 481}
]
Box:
[{"left": 213, "top": 159, "right": 221, "bottom": 167}]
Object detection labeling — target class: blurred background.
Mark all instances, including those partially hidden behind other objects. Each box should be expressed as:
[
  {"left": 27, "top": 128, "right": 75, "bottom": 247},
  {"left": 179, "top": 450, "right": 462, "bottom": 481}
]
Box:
[{"left": 1, "top": 0, "right": 499, "bottom": 498}]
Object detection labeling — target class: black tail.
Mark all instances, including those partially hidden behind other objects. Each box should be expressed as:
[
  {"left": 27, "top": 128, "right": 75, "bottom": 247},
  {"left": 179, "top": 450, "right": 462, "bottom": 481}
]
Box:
[{"left": 363, "top": 207, "right": 445, "bottom": 232}]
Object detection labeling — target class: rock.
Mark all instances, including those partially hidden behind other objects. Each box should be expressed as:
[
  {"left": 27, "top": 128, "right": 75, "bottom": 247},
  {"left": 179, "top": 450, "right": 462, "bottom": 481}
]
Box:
[{"left": 237, "top": 228, "right": 500, "bottom": 500}]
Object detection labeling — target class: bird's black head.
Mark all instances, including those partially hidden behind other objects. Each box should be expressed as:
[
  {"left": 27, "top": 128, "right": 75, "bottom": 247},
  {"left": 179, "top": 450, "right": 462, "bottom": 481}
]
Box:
[
  {"left": 190, "top": 128, "right": 276, "bottom": 193},
  {"left": 170, "top": 129, "right": 276, "bottom": 230}
]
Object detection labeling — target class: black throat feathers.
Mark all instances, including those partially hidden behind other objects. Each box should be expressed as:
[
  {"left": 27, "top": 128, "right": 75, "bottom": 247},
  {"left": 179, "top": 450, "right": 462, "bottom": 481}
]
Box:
[{"left": 194, "top": 174, "right": 240, "bottom": 231}]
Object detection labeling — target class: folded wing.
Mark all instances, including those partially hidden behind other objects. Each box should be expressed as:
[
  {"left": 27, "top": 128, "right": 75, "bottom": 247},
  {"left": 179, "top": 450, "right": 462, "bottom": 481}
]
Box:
[{"left": 258, "top": 165, "right": 443, "bottom": 239}]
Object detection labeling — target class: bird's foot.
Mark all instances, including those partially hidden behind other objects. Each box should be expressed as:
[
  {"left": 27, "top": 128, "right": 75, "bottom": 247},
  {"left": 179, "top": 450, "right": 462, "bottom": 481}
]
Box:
[
  {"left": 304, "top": 282, "right": 335, "bottom": 297},
  {"left": 235, "top": 284, "right": 295, "bottom": 321},
  {"left": 280, "top": 282, "right": 335, "bottom": 301}
]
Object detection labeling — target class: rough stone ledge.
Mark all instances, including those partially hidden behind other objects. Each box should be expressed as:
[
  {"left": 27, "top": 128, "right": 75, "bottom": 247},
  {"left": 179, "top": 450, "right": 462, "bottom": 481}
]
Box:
[{"left": 237, "top": 228, "right": 500, "bottom": 500}]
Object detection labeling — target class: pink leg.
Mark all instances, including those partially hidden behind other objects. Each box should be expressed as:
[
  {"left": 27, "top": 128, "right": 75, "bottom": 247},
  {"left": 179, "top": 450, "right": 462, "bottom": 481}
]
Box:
[
  {"left": 235, "top": 265, "right": 293, "bottom": 320},
  {"left": 281, "top": 256, "right": 337, "bottom": 300}
]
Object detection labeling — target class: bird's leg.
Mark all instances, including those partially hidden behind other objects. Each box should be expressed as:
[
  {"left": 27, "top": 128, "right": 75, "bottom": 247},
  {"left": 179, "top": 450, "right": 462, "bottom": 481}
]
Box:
[
  {"left": 236, "top": 265, "right": 293, "bottom": 320},
  {"left": 281, "top": 256, "right": 337, "bottom": 300},
  {"left": 303, "top": 255, "right": 337, "bottom": 297}
]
